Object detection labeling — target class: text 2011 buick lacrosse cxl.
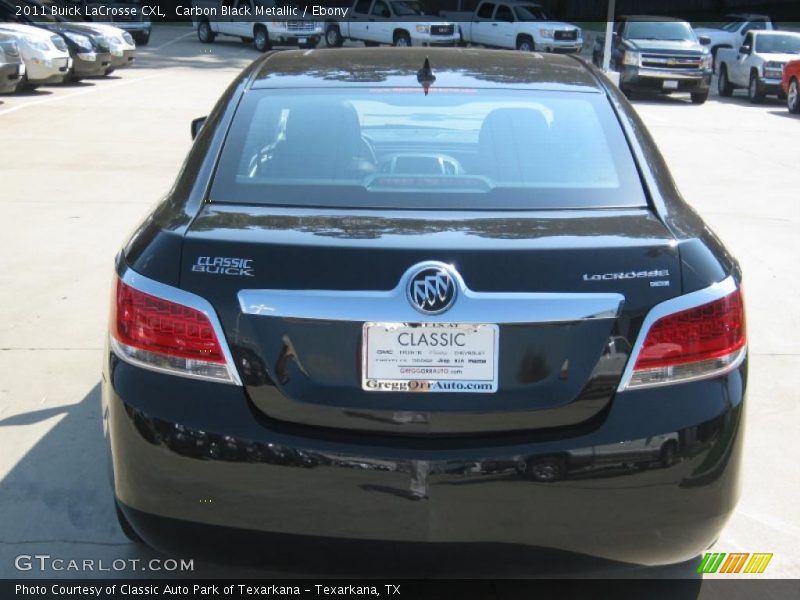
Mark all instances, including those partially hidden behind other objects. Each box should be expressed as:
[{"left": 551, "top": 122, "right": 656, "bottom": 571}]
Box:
[{"left": 103, "top": 48, "right": 746, "bottom": 567}]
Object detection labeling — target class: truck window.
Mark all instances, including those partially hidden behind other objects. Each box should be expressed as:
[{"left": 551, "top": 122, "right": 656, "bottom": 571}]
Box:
[
  {"left": 353, "top": 0, "right": 372, "bottom": 15},
  {"left": 755, "top": 33, "right": 800, "bottom": 53},
  {"left": 495, "top": 5, "right": 514, "bottom": 23},
  {"left": 371, "top": 0, "right": 391, "bottom": 17},
  {"left": 391, "top": 1, "right": 425, "bottom": 16},
  {"left": 476, "top": 2, "right": 495, "bottom": 19},
  {"left": 514, "top": 5, "right": 550, "bottom": 21}
]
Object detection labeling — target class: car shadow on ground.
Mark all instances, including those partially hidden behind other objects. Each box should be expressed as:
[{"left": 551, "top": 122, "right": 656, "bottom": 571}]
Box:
[
  {"left": 12, "top": 88, "right": 53, "bottom": 97},
  {"left": 0, "top": 383, "right": 704, "bottom": 584}
]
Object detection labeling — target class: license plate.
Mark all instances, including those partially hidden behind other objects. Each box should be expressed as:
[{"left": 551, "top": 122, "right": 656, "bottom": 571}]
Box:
[
  {"left": 362, "top": 323, "right": 498, "bottom": 393},
  {"left": 298, "top": 37, "right": 307, "bottom": 44},
  {"left": 18, "top": 63, "right": 25, "bottom": 76},
  {"left": 663, "top": 80, "right": 679, "bottom": 90}
]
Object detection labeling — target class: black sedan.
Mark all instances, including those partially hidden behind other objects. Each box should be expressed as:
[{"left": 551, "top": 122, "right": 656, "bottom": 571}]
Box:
[{"left": 104, "top": 48, "right": 746, "bottom": 570}]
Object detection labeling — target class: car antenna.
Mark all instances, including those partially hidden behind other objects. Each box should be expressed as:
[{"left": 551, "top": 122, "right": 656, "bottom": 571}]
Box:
[{"left": 417, "top": 57, "right": 436, "bottom": 95}]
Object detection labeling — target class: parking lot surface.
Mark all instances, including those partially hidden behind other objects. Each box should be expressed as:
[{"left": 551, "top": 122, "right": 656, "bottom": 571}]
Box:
[{"left": 0, "top": 25, "right": 798, "bottom": 579}]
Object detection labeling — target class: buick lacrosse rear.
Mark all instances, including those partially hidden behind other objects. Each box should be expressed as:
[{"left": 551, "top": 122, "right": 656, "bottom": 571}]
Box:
[{"left": 103, "top": 48, "right": 746, "bottom": 568}]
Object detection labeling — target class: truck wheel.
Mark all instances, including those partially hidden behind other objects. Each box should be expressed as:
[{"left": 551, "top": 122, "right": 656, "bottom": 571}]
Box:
[
  {"left": 254, "top": 26, "right": 271, "bottom": 52},
  {"left": 788, "top": 78, "right": 800, "bottom": 114},
  {"left": 197, "top": 20, "right": 215, "bottom": 43},
  {"left": 393, "top": 31, "right": 411, "bottom": 47},
  {"left": 717, "top": 65, "right": 733, "bottom": 97},
  {"left": 660, "top": 442, "right": 677, "bottom": 469},
  {"left": 748, "top": 71, "right": 766, "bottom": 104},
  {"left": 691, "top": 91, "right": 709, "bottom": 105},
  {"left": 325, "top": 23, "right": 343, "bottom": 48},
  {"left": 516, "top": 35, "right": 535, "bottom": 52}
]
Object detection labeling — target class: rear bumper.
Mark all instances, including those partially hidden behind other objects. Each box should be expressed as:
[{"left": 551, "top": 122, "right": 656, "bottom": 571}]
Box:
[
  {"left": 543, "top": 40, "right": 583, "bottom": 54},
  {"left": 0, "top": 62, "right": 23, "bottom": 93},
  {"left": 621, "top": 66, "right": 712, "bottom": 93},
  {"left": 25, "top": 55, "right": 71, "bottom": 85},
  {"left": 104, "top": 352, "right": 746, "bottom": 567},
  {"left": 110, "top": 48, "right": 136, "bottom": 69},
  {"left": 73, "top": 51, "right": 112, "bottom": 77}
]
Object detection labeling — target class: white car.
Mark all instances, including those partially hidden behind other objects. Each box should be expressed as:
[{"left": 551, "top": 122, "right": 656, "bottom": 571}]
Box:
[
  {"left": 457, "top": 1, "right": 582, "bottom": 53},
  {"left": 716, "top": 30, "right": 800, "bottom": 103},
  {"left": 0, "top": 23, "right": 72, "bottom": 88},
  {"left": 325, "top": 0, "right": 459, "bottom": 48},
  {"left": 693, "top": 13, "right": 777, "bottom": 70}
]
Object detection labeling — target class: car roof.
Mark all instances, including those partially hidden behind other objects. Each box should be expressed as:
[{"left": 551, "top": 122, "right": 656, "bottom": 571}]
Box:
[
  {"left": 726, "top": 13, "right": 772, "bottom": 20},
  {"left": 618, "top": 15, "right": 687, "bottom": 23},
  {"left": 250, "top": 48, "right": 602, "bottom": 92}
]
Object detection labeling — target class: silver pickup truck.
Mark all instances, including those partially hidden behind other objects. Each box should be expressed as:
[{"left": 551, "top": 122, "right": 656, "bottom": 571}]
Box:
[{"left": 192, "top": 0, "right": 323, "bottom": 51}]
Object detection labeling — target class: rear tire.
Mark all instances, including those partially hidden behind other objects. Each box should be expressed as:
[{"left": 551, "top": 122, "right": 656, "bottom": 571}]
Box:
[
  {"left": 717, "top": 65, "right": 733, "bottom": 97},
  {"left": 325, "top": 23, "right": 343, "bottom": 48},
  {"left": 748, "top": 71, "right": 766, "bottom": 104},
  {"left": 254, "top": 26, "right": 271, "bottom": 52},
  {"left": 660, "top": 442, "right": 678, "bottom": 469},
  {"left": 20, "top": 74, "right": 39, "bottom": 91},
  {"left": 115, "top": 502, "right": 144, "bottom": 544},
  {"left": 525, "top": 457, "right": 565, "bottom": 483},
  {"left": 393, "top": 31, "right": 411, "bottom": 47},
  {"left": 197, "top": 21, "right": 215, "bottom": 43},
  {"left": 691, "top": 91, "right": 709, "bottom": 104},
  {"left": 788, "top": 78, "right": 800, "bottom": 114},
  {"left": 516, "top": 35, "right": 535, "bottom": 52}
]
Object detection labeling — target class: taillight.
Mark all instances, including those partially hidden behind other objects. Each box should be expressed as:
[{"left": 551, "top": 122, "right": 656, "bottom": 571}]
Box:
[
  {"left": 110, "top": 276, "right": 239, "bottom": 384},
  {"left": 624, "top": 283, "right": 746, "bottom": 389}
]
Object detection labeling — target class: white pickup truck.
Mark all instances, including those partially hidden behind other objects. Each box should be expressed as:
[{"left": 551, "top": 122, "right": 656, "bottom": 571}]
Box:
[
  {"left": 716, "top": 30, "right": 800, "bottom": 103},
  {"left": 192, "top": 0, "right": 323, "bottom": 51},
  {"left": 451, "top": 0, "right": 581, "bottom": 53},
  {"left": 693, "top": 13, "right": 777, "bottom": 71},
  {"left": 324, "top": 0, "right": 459, "bottom": 48}
]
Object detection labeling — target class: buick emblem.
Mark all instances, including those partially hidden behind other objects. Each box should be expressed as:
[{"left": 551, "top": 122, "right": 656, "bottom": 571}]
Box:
[{"left": 407, "top": 265, "right": 457, "bottom": 315}]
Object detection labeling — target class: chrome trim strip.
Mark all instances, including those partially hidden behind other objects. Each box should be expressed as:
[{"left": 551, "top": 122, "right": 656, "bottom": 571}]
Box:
[
  {"left": 617, "top": 276, "right": 742, "bottom": 392},
  {"left": 114, "top": 266, "right": 243, "bottom": 386},
  {"left": 238, "top": 261, "right": 625, "bottom": 325}
]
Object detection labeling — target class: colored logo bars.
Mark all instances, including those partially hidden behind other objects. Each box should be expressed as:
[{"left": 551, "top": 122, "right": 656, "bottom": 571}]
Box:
[{"left": 697, "top": 552, "right": 773, "bottom": 574}]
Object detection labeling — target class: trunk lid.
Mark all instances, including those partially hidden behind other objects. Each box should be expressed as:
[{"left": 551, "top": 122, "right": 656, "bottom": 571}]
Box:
[{"left": 179, "top": 205, "right": 681, "bottom": 435}]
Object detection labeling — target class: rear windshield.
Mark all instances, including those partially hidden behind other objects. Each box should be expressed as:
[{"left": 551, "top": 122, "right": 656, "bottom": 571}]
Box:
[{"left": 210, "top": 88, "right": 646, "bottom": 210}]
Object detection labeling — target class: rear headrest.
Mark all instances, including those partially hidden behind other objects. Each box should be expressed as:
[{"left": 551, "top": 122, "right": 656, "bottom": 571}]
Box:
[{"left": 477, "top": 108, "right": 552, "bottom": 182}]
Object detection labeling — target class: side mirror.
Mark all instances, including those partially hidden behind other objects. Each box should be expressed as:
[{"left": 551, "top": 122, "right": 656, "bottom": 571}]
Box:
[
  {"left": 739, "top": 44, "right": 751, "bottom": 55},
  {"left": 191, "top": 116, "right": 207, "bottom": 140},
  {"left": 699, "top": 35, "right": 711, "bottom": 45}
]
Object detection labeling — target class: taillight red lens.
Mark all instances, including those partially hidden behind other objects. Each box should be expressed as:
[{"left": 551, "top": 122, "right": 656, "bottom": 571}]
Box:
[
  {"left": 112, "top": 279, "right": 225, "bottom": 363},
  {"left": 634, "top": 289, "right": 746, "bottom": 371}
]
